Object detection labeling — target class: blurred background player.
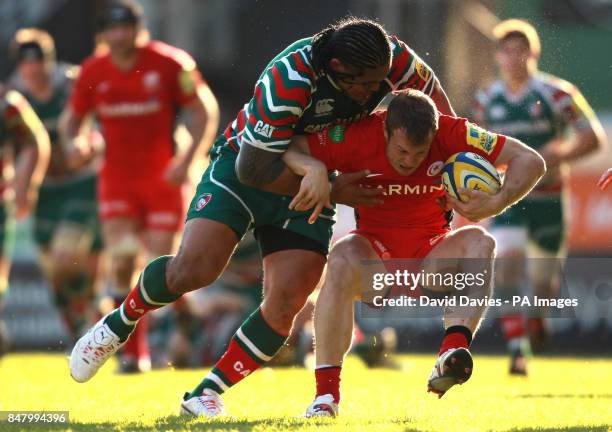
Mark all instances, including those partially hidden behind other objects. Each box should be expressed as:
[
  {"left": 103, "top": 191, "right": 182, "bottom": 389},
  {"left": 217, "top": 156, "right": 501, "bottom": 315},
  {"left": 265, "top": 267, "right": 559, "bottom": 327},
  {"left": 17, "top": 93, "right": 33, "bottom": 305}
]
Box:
[
  {"left": 9, "top": 28, "right": 103, "bottom": 345},
  {"left": 473, "top": 19, "right": 607, "bottom": 374},
  {"left": 0, "top": 86, "right": 50, "bottom": 357},
  {"left": 62, "top": 0, "right": 219, "bottom": 372}
]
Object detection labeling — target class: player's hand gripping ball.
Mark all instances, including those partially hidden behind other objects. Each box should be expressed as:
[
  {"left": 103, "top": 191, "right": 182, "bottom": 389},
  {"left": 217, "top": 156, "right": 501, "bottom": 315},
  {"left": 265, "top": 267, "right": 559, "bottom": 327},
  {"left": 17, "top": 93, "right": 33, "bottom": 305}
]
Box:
[{"left": 441, "top": 152, "right": 501, "bottom": 202}]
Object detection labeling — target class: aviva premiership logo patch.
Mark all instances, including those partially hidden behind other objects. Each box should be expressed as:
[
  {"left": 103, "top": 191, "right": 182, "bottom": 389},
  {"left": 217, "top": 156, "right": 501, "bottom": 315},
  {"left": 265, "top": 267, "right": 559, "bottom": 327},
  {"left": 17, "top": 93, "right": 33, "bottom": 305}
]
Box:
[
  {"left": 329, "top": 125, "right": 345, "bottom": 143},
  {"left": 415, "top": 60, "right": 431, "bottom": 82},
  {"left": 466, "top": 122, "right": 497, "bottom": 155},
  {"left": 195, "top": 193, "right": 212, "bottom": 211}
]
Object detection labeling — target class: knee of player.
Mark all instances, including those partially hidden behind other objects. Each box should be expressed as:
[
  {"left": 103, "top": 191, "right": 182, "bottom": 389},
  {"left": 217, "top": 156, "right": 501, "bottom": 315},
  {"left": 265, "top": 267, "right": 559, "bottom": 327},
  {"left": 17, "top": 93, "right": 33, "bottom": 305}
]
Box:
[
  {"left": 167, "top": 253, "right": 221, "bottom": 294},
  {"left": 261, "top": 297, "right": 305, "bottom": 333},
  {"left": 328, "top": 240, "right": 364, "bottom": 276},
  {"left": 459, "top": 227, "right": 497, "bottom": 257}
]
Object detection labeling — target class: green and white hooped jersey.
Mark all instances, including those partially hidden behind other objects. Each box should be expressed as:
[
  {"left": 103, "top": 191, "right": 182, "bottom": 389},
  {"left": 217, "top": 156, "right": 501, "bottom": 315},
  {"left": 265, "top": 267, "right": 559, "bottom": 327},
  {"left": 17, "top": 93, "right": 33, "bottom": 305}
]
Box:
[
  {"left": 220, "top": 35, "right": 436, "bottom": 154},
  {"left": 474, "top": 72, "right": 596, "bottom": 196},
  {"left": 11, "top": 63, "right": 77, "bottom": 147}
]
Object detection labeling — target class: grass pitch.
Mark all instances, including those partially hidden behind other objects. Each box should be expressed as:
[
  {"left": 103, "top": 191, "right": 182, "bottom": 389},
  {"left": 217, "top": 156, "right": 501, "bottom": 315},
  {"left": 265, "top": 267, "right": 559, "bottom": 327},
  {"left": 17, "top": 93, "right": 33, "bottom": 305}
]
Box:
[{"left": 0, "top": 353, "right": 610, "bottom": 431}]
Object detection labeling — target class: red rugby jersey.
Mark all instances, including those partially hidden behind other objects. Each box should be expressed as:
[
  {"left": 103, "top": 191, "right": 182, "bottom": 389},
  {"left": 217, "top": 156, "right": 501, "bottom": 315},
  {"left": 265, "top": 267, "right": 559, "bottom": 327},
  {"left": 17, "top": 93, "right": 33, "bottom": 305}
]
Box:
[
  {"left": 70, "top": 41, "right": 201, "bottom": 181},
  {"left": 308, "top": 112, "right": 506, "bottom": 230}
]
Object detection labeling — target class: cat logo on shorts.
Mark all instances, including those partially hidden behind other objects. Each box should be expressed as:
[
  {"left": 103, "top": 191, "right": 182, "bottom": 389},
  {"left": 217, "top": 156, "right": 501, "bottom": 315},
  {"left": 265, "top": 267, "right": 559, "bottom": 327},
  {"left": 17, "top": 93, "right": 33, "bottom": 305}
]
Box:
[
  {"left": 465, "top": 122, "right": 497, "bottom": 155},
  {"left": 415, "top": 60, "right": 431, "bottom": 82},
  {"left": 195, "top": 193, "right": 212, "bottom": 211}
]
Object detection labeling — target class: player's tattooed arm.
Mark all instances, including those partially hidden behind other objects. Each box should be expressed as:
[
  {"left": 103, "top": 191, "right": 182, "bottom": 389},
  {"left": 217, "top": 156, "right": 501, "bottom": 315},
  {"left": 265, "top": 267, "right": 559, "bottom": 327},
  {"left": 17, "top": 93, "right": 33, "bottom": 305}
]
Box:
[{"left": 235, "top": 143, "right": 303, "bottom": 195}]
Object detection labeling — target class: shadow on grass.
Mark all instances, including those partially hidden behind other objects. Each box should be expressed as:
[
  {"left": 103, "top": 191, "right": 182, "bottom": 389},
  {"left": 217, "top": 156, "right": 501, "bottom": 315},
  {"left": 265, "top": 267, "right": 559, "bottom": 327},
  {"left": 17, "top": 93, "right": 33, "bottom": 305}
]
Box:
[
  {"left": 503, "top": 427, "right": 611, "bottom": 432},
  {"left": 514, "top": 394, "right": 612, "bottom": 399},
  {"left": 1, "top": 415, "right": 418, "bottom": 432}
]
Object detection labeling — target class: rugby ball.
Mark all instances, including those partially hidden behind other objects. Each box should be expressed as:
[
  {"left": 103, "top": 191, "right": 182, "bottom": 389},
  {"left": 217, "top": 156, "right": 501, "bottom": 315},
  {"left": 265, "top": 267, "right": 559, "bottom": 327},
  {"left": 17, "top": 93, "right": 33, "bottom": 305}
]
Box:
[{"left": 441, "top": 152, "right": 501, "bottom": 202}]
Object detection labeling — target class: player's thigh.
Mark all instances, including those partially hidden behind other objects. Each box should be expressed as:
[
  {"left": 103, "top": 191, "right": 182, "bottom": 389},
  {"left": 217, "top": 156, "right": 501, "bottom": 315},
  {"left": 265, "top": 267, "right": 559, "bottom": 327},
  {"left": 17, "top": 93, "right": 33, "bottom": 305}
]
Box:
[
  {"left": 326, "top": 233, "right": 384, "bottom": 302},
  {"left": 102, "top": 217, "right": 141, "bottom": 259},
  {"left": 527, "top": 241, "right": 563, "bottom": 297},
  {"left": 49, "top": 204, "right": 100, "bottom": 272},
  {"left": 142, "top": 229, "right": 176, "bottom": 258},
  {"left": 260, "top": 248, "right": 326, "bottom": 319},
  {"left": 421, "top": 226, "right": 495, "bottom": 292},
  {"left": 167, "top": 218, "right": 240, "bottom": 293},
  {"left": 33, "top": 183, "right": 61, "bottom": 250},
  {"left": 489, "top": 223, "right": 529, "bottom": 289}
]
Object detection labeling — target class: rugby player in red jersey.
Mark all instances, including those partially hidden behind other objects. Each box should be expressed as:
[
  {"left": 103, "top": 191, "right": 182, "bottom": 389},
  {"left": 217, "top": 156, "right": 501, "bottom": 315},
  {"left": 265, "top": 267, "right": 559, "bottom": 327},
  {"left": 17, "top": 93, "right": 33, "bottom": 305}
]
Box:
[
  {"left": 62, "top": 0, "right": 219, "bottom": 372},
  {"left": 281, "top": 90, "right": 545, "bottom": 416}
]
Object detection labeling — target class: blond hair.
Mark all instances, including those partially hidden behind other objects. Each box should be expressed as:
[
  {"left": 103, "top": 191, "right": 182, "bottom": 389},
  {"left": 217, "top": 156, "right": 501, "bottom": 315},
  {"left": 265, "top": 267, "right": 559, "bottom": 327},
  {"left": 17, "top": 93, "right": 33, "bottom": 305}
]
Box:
[
  {"left": 493, "top": 19, "right": 541, "bottom": 57},
  {"left": 11, "top": 28, "right": 55, "bottom": 61}
]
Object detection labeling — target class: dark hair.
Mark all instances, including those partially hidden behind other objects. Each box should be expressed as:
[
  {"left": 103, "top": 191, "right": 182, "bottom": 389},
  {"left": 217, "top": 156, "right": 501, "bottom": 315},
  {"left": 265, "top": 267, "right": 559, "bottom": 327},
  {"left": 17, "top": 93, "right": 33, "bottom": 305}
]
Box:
[
  {"left": 311, "top": 17, "right": 391, "bottom": 76},
  {"left": 385, "top": 90, "right": 439, "bottom": 145},
  {"left": 97, "top": 0, "right": 143, "bottom": 31}
]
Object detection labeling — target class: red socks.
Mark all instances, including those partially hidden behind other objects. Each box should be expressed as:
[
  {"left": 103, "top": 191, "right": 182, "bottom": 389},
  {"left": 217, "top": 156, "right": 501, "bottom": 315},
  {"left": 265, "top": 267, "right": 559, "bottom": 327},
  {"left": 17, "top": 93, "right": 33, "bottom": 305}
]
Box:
[
  {"left": 315, "top": 366, "right": 341, "bottom": 403},
  {"left": 439, "top": 326, "right": 472, "bottom": 356},
  {"left": 501, "top": 315, "right": 526, "bottom": 340}
]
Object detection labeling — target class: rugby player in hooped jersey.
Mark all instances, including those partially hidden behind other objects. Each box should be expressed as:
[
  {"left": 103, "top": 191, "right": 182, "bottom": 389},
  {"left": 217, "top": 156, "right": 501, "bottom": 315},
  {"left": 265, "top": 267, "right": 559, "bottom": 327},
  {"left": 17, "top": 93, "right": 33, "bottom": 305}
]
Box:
[
  {"left": 64, "top": 0, "right": 219, "bottom": 373},
  {"left": 281, "top": 90, "right": 545, "bottom": 416},
  {"left": 10, "top": 28, "right": 104, "bottom": 344},
  {"left": 0, "top": 86, "right": 50, "bottom": 358},
  {"left": 71, "top": 14, "right": 456, "bottom": 417},
  {"left": 474, "top": 19, "right": 606, "bottom": 374}
]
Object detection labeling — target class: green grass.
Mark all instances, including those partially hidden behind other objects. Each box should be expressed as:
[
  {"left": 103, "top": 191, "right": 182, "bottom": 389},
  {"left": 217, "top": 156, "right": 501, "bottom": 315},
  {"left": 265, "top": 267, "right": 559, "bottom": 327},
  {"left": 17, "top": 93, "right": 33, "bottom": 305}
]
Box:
[{"left": 0, "top": 353, "right": 610, "bottom": 431}]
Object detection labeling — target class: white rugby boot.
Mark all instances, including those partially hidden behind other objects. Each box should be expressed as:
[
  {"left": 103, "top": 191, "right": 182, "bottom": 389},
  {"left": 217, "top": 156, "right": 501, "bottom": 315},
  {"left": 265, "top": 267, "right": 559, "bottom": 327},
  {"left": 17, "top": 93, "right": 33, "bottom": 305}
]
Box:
[
  {"left": 70, "top": 316, "right": 124, "bottom": 383},
  {"left": 427, "top": 347, "right": 473, "bottom": 398},
  {"left": 304, "top": 394, "right": 339, "bottom": 418},
  {"left": 180, "top": 389, "right": 225, "bottom": 417}
]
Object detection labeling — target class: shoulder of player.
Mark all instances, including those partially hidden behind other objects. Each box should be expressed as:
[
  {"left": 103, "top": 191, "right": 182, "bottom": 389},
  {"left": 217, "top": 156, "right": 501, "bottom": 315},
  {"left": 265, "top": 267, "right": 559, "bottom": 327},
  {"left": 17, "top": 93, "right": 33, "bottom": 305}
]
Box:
[
  {"left": 77, "top": 52, "right": 110, "bottom": 79},
  {"left": 532, "top": 72, "right": 578, "bottom": 101},
  {"left": 476, "top": 80, "right": 504, "bottom": 102},
  {"left": 434, "top": 114, "right": 470, "bottom": 142},
  {"left": 145, "top": 40, "right": 197, "bottom": 70},
  {"left": 260, "top": 37, "right": 315, "bottom": 87},
  {"left": 387, "top": 35, "right": 432, "bottom": 85}
]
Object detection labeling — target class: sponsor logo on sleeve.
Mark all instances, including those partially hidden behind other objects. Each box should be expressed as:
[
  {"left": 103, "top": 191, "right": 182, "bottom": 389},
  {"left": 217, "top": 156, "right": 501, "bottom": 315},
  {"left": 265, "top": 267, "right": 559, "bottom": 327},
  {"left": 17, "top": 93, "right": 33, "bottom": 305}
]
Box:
[
  {"left": 415, "top": 60, "right": 431, "bottom": 82},
  {"left": 466, "top": 122, "right": 497, "bottom": 155},
  {"left": 179, "top": 69, "right": 197, "bottom": 94},
  {"left": 254, "top": 120, "right": 275, "bottom": 138}
]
